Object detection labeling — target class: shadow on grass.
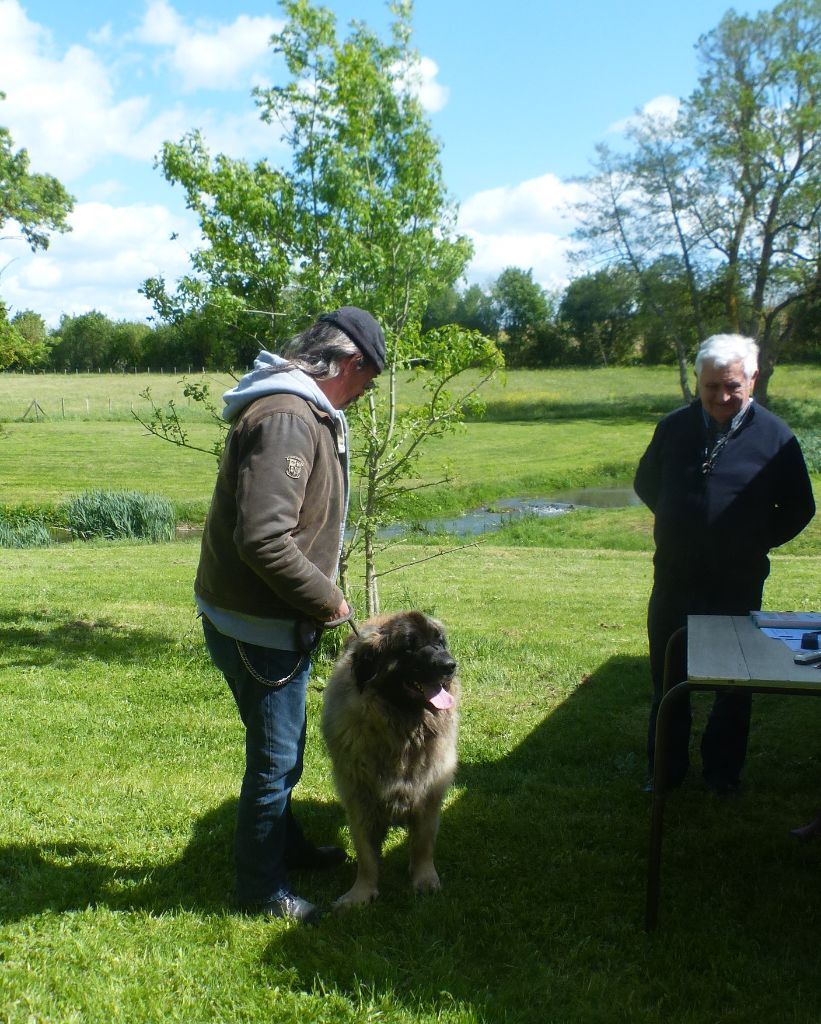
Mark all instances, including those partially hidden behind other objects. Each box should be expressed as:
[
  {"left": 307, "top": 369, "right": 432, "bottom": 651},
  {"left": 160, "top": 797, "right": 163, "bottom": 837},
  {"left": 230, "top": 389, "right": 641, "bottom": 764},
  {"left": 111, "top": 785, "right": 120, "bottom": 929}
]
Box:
[
  {"left": 261, "top": 654, "right": 656, "bottom": 1018},
  {"left": 0, "top": 809, "right": 232, "bottom": 922},
  {"left": 0, "top": 608, "right": 178, "bottom": 668},
  {"left": 472, "top": 395, "right": 819, "bottom": 432},
  {"left": 0, "top": 797, "right": 349, "bottom": 923},
  {"left": 268, "top": 654, "right": 821, "bottom": 1021},
  {"left": 470, "top": 395, "right": 683, "bottom": 423},
  {"left": 4, "top": 653, "right": 821, "bottom": 1020}
]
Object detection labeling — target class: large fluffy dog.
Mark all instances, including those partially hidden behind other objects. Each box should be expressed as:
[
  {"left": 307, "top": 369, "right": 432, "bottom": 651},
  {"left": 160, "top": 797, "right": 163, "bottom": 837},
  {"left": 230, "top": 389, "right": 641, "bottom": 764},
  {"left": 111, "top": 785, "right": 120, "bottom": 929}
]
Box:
[{"left": 321, "top": 611, "right": 459, "bottom": 908}]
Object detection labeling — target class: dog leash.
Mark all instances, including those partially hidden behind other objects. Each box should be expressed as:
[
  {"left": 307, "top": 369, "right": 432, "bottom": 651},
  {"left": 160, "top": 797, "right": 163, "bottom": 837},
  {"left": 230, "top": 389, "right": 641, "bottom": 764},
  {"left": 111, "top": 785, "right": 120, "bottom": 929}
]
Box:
[{"left": 324, "top": 611, "right": 360, "bottom": 637}]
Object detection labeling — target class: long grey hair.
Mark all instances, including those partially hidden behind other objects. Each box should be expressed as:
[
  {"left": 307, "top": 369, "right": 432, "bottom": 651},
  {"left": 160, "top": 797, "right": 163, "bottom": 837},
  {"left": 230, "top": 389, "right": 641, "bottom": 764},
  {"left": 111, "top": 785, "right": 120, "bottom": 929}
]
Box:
[{"left": 279, "top": 319, "right": 364, "bottom": 380}]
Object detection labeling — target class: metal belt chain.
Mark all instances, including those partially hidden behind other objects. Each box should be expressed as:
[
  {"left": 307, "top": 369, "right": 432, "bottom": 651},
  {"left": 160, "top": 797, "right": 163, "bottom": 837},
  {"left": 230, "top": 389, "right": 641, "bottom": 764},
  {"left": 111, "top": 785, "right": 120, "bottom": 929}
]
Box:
[
  {"left": 234, "top": 614, "right": 360, "bottom": 689},
  {"left": 235, "top": 639, "right": 307, "bottom": 690}
]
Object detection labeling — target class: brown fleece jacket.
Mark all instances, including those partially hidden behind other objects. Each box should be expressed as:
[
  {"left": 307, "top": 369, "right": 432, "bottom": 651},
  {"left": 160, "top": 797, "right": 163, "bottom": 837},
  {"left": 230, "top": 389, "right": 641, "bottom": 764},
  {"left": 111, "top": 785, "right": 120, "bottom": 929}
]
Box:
[{"left": 195, "top": 392, "right": 346, "bottom": 621}]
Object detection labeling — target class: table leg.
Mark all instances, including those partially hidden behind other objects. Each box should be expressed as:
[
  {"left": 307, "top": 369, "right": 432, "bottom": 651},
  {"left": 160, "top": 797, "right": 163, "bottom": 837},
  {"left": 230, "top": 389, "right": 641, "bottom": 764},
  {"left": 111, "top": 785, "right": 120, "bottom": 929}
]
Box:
[{"left": 645, "top": 626, "right": 688, "bottom": 931}]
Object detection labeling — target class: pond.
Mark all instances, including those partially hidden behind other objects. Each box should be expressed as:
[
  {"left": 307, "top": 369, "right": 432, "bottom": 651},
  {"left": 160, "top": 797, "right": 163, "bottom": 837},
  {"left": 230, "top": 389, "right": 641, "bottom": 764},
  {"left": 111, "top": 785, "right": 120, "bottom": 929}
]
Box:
[
  {"left": 60, "top": 484, "right": 641, "bottom": 542},
  {"left": 379, "top": 484, "right": 641, "bottom": 539}
]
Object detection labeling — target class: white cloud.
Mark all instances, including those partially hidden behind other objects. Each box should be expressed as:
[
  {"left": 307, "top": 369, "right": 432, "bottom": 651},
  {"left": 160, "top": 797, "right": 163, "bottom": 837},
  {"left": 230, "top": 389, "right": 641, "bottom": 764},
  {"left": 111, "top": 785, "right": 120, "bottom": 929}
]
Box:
[
  {"left": 88, "top": 22, "right": 114, "bottom": 46},
  {"left": 0, "top": 0, "right": 284, "bottom": 181},
  {"left": 174, "top": 16, "right": 280, "bottom": 92},
  {"left": 414, "top": 56, "right": 449, "bottom": 113},
  {"left": 0, "top": 0, "right": 159, "bottom": 177},
  {"left": 0, "top": 0, "right": 48, "bottom": 62},
  {"left": 204, "top": 109, "right": 286, "bottom": 161},
  {"left": 134, "top": 0, "right": 185, "bottom": 46},
  {"left": 465, "top": 231, "right": 578, "bottom": 292},
  {"left": 3, "top": 200, "right": 202, "bottom": 325},
  {"left": 458, "top": 174, "right": 587, "bottom": 290},
  {"left": 135, "top": 0, "right": 282, "bottom": 92},
  {"left": 608, "top": 94, "right": 680, "bottom": 135},
  {"left": 461, "top": 173, "right": 586, "bottom": 235},
  {"left": 391, "top": 55, "right": 449, "bottom": 113}
]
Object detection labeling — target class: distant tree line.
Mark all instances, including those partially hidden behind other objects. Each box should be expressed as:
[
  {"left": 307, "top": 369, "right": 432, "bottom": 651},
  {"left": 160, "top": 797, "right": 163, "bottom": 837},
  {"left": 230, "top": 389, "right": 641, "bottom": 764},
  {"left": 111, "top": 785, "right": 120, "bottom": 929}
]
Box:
[
  {"left": 0, "top": 306, "right": 258, "bottom": 373},
  {"left": 2, "top": 259, "right": 819, "bottom": 374}
]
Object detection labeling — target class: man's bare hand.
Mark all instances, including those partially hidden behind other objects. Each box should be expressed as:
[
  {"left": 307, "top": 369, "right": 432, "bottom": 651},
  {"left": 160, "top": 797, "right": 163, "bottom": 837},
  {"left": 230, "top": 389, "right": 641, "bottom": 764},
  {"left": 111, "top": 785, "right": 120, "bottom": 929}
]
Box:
[{"left": 327, "top": 600, "right": 350, "bottom": 623}]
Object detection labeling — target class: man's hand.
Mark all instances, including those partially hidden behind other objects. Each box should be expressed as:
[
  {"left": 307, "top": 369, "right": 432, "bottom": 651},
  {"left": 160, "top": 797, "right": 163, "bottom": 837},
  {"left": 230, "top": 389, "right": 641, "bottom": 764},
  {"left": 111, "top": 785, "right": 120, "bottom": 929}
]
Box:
[{"left": 326, "top": 600, "right": 351, "bottom": 625}]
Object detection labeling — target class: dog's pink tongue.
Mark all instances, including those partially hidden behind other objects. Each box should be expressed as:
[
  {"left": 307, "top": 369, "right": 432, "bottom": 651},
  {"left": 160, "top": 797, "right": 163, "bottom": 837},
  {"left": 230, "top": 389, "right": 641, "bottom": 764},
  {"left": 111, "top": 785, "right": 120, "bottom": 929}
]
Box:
[{"left": 425, "top": 684, "right": 455, "bottom": 710}]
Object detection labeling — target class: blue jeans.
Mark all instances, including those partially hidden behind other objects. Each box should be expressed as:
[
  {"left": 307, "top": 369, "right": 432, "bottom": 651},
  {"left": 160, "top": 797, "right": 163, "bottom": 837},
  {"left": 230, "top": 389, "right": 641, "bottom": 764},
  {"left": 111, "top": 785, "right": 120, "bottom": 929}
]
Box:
[{"left": 202, "top": 616, "right": 314, "bottom": 905}]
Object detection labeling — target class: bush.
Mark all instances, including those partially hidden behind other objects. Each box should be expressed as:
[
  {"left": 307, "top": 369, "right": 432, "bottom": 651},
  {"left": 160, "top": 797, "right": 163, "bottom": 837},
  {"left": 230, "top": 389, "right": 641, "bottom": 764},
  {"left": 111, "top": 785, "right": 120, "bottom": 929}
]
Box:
[
  {"left": 0, "top": 501, "right": 59, "bottom": 528},
  {"left": 62, "top": 490, "right": 177, "bottom": 542},
  {"left": 0, "top": 520, "right": 52, "bottom": 548}
]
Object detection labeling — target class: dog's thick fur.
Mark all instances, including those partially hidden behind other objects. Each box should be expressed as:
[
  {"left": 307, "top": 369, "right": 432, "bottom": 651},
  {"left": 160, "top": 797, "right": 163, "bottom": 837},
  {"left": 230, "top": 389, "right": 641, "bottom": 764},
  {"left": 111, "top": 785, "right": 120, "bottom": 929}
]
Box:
[{"left": 321, "top": 611, "right": 459, "bottom": 908}]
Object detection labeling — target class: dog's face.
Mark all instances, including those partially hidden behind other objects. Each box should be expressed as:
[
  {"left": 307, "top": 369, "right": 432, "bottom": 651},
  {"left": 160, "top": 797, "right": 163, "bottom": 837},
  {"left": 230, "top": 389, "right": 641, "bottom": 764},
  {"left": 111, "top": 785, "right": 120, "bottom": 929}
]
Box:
[{"left": 351, "top": 611, "right": 457, "bottom": 713}]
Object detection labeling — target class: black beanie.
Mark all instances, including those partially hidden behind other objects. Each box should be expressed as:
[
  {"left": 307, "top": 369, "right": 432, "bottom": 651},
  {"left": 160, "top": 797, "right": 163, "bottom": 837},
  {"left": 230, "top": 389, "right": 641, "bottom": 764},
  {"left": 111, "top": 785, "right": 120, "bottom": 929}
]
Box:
[{"left": 319, "top": 306, "right": 386, "bottom": 372}]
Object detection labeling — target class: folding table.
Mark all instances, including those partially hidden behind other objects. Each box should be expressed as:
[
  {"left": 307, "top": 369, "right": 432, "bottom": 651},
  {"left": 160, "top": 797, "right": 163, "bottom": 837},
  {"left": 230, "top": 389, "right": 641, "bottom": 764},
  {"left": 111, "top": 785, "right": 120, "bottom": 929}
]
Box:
[{"left": 646, "top": 614, "right": 821, "bottom": 930}]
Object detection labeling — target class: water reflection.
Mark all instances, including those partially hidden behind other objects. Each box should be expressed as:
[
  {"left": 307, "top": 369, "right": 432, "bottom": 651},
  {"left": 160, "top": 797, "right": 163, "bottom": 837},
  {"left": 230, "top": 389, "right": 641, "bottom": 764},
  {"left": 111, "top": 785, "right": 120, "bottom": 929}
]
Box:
[{"left": 380, "top": 485, "right": 640, "bottom": 539}]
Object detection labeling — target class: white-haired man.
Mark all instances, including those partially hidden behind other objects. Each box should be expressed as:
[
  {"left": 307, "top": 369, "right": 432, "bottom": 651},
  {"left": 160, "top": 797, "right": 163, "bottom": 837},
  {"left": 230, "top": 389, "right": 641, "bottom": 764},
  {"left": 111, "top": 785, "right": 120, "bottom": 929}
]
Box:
[{"left": 635, "top": 334, "right": 815, "bottom": 795}]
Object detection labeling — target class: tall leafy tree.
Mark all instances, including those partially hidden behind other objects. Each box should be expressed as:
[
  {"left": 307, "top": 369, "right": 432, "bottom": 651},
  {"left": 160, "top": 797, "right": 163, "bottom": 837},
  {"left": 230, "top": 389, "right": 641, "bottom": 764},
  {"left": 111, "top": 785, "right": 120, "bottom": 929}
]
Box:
[
  {"left": 50, "top": 311, "right": 115, "bottom": 370},
  {"left": 0, "top": 94, "right": 74, "bottom": 371},
  {"left": 491, "top": 267, "right": 552, "bottom": 366},
  {"left": 0, "top": 103, "right": 74, "bottom": 255},
  {"left": 457, "top": 283, "right": 500, "bottom": 338},
  {"left": 576, "top": 0, "right": 821, "bottom": 403},
  {"left": 559, "top": 267, "right": 638, "bottom": 366},
  {"left": 0, "top": 307, "right": 50, "bottom": 369},
  {"left": 144, "top": 0, "right": 501, "bottom": 613}
]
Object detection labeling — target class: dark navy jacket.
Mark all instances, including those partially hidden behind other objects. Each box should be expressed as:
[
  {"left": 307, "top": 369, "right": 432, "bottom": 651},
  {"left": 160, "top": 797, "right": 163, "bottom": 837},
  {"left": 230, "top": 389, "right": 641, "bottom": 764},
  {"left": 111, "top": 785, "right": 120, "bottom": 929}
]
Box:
[{"left": 634, "top": 400, "right": 815, "bottom": 588}]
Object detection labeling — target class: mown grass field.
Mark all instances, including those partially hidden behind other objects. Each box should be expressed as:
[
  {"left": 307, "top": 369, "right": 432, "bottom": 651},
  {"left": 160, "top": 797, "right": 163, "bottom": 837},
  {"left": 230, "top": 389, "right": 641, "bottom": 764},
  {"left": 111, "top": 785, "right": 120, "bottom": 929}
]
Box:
[
  {"left": 3, "top": 364, "right": 820, "bottom": 519},
  {"left": 1, "top": 366, "right": 820, "bottom": 1023}
]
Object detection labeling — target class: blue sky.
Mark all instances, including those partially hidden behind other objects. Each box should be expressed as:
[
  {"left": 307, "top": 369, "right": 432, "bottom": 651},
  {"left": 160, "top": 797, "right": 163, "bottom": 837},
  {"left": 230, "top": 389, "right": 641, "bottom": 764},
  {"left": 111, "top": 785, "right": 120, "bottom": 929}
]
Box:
[{"left": 1, "top": 0, "right": 779, "bottom": 325}]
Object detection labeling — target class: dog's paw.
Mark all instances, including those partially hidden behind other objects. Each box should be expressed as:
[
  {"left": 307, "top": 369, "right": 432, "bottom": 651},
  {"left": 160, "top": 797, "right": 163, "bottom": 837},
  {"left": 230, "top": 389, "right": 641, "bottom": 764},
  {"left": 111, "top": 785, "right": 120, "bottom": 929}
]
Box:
[
  {"left": 333, "top": 884, "right": 379, "bottom": 910},
  {"left": 411, "top": 865, "right": 441, "bottom": 894}
]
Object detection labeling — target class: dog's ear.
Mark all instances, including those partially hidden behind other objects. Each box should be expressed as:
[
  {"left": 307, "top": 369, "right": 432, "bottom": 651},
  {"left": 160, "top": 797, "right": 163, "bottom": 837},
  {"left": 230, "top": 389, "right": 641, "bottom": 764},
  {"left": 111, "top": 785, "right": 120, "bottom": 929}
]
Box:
[{"left": 352, "top": 632, "right": 382, "bottom": 690}]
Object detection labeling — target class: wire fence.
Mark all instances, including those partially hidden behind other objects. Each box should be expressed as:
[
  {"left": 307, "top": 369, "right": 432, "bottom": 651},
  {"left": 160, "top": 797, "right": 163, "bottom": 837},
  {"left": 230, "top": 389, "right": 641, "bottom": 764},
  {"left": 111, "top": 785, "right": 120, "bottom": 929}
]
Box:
[
  {"left": 0, "top": 370, "right": 237, "bottom": 423},
  {"left": 4, "top": 366, "right": 209, "bottom": 375},
  {"left": 4, "top": 396, "right": 217, "bottom": 423}
]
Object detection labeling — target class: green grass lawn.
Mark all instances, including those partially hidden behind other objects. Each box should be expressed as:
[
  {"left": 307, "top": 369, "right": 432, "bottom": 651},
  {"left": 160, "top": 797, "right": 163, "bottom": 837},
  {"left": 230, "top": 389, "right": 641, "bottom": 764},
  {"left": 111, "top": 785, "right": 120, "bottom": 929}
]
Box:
[
  {"left": 3, "top": 365, "right": 818, "bottom": 520},
  {"left": 1, "top": 537, "right": 820, "bottom": 1023},
  {"left": 4, "top": 364, "right": 821, "bottom": 422},
  {"left": 2, "top": 366, "right": 820, "bottom": 1022}
]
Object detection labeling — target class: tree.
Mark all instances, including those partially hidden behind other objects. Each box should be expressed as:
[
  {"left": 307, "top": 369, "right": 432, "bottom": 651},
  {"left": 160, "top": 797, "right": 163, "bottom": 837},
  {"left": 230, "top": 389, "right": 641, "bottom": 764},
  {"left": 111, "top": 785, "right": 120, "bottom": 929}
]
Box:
[
  {"left": 559, "top": 267, "right": 638, "bottom": 365},
  {"left": 423, "top": 282, "right": 500, "bottom": 339},
  {"left": 576, "top": 0, "right": 821, "bottom": 403},
  {"left": 0, "top": 301, "right": 22, "bottom": 370},
  {"left": 686, "top": 0, "right": 821, "bottom": 402},
  {"left": 0, "top": 94, "right": 74, "bottom": 371},
  {"left": 108, "top": 321, "right": 152, "bottom": 371},
  {"left": 144, "top": 0, "right": 502, "bottom": 614},
  {"left": 491, "top": 267, "right": 551, "bottom": 366},
  {"left": 0, "top": 108, "right": 74, "bottom": 253},
  {"left": 0, "top": 306, "right": 51, "bottom": 369},
  {"left": 456, "top": 283, "right": 500, "bottom": 338},
  {"left": 50, "top": 311, "right": 115, "bottom": 370}
]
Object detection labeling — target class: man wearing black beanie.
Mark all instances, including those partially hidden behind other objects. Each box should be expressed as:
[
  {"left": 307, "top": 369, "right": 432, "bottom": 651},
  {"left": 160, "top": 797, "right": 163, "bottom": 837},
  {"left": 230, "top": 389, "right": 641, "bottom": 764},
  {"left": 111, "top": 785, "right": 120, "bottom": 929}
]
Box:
[{"left": 196, "top": 307, "right": 384, "bottom": 923}]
